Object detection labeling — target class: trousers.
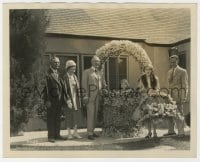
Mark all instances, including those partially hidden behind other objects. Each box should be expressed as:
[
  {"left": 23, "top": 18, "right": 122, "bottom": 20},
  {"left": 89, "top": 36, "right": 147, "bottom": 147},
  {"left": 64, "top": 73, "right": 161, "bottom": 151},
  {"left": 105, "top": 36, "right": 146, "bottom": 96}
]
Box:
[
  {"left": 47, "top": 103, "right": 61, "bottom": 139},
  {"left": 86, "top": 95, "right": 99, "bottom": 135},
  {"left": 167, "top": 103, "right": 185, "bottom": 135}
]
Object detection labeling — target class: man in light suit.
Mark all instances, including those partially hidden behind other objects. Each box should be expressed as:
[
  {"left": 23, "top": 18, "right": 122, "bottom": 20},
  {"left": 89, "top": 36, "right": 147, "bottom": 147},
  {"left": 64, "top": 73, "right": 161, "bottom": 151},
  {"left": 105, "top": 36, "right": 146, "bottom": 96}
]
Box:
[
  {"left": 165, "top": 53, "right": 188, "bottom": 137},
  {"left": 82, "top": 56, "right": 107, "bottom": 140}
]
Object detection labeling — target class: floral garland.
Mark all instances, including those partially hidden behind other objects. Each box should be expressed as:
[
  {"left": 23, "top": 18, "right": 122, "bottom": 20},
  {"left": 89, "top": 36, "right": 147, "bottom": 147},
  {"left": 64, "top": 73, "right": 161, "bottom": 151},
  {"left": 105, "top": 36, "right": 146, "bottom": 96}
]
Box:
[
  {"left": 133, "top": 92, "right": 184, "bottom": 126},
  {"left": 96, "top": 40, "right": 152, "bottom": 68}
]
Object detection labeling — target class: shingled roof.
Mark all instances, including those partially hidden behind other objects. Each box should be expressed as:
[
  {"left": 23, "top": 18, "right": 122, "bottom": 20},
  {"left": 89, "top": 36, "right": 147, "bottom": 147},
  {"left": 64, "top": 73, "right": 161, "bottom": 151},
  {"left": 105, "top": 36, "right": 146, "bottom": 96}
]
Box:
[{"left": 46, "top": 8, "right": 190, "bottom": 44}]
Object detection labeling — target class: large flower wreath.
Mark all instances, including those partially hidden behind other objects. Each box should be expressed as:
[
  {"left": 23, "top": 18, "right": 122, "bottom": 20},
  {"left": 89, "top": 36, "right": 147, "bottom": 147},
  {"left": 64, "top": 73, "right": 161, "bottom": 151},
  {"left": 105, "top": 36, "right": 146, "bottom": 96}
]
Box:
[
  {"left": 96, "top": 40, "right": 152, "bottom": 68},
  {"left": 96, "top": 40, "right": 153, "bottom": 137}
]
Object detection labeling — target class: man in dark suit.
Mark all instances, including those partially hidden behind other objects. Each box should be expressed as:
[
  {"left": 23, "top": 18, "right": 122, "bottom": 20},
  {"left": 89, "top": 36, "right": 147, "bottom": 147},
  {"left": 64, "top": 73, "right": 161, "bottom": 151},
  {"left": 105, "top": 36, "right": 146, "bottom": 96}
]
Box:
[{"left": 43, "top": 56, "right": 66, "bottom": 142}]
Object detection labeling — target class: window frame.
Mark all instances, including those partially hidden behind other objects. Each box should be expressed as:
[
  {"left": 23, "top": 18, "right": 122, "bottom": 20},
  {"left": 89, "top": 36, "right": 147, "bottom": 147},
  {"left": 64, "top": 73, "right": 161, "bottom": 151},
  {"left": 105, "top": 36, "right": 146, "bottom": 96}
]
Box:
[
  {"left": 107, "top": 55, "right": 129, "bottom": 90},
  {"left": 81, "top": 54, "right": 94, "bottom": 72}
]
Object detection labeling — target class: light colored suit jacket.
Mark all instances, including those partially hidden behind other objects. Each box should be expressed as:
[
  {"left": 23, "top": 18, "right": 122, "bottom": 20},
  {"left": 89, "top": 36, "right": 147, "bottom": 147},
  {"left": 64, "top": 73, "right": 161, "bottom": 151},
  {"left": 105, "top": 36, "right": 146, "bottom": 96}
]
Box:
[
  {"left": 82, "top": 67, "right": 106, "bottom": 102},
  {"left": 167, "top": 65, "right": 188, "bottom": 103}
]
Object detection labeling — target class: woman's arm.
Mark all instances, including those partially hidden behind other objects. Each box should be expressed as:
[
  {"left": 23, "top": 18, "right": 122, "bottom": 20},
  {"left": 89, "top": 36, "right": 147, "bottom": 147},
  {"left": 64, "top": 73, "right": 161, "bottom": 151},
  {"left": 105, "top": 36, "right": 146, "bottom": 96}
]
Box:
[
  {"left": 138, "top": 78, "right": 145, "bottom": 91},
  {"left": 62, "top": 77, "right": 73, "bottom": 108},
  {"left": 155, "top": 76, "right": 160, "bottom": 90}
]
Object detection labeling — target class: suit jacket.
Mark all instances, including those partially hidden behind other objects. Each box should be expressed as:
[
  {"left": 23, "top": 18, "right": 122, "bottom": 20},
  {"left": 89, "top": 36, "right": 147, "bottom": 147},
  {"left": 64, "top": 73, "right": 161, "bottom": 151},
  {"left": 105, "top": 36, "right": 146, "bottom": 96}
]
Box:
[
  {"left": 167, "top": 65, "right": 188, "bottom": 103},
  {"left": 43, "top": 68, "right": 65, "bottom": 107},
  {"left": 81, "top": 67, "right": 106, "bottom": 102},
  {"left": 63, "top": 73, "right": 81, "bottom": 110}
]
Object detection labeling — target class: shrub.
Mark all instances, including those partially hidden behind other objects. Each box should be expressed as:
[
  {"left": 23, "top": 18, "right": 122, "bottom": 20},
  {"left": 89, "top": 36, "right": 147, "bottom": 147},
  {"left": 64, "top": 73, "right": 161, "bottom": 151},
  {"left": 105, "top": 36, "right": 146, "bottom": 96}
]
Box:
[
  {"left": 101, "top": 89, "right": 142, "bottom": 138},
  {"left": 10, "top": 10, "right": 49, "bottom": 135}
]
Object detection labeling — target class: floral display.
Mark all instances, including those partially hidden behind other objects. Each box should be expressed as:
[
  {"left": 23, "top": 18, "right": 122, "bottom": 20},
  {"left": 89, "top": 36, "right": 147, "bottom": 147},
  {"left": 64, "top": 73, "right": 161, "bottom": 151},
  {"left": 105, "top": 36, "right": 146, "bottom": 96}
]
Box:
[
  {"left": 96, "top": 40, "right": 184, "bottom": 138},
  {"left": 133, "top": 92, "right": 184, "bottom": 126},
  {"left": 101, "top": 89, "right": 184, "bottom": 137},
  {"left": 101, "top": 89, "right": 143, "bottom": 138},
  {"left": 96, "top": 40, "right": 152, "bottom": 68}
]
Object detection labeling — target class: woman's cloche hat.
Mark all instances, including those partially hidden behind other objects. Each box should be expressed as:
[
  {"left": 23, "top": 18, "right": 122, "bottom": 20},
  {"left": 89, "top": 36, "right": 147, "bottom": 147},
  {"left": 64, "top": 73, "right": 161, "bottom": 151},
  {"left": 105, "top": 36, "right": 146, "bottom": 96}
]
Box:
[{"left": 65, "top": 60, "right": 76, "bottom": 69}]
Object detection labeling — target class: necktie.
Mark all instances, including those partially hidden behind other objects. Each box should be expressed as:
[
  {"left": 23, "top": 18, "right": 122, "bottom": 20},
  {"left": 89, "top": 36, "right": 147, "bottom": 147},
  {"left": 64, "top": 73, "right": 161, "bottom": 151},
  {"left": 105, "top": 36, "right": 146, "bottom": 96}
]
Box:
[
  {"left": 53, "top": 70, "right": 58, "bottom": 78},
  {"left": 95, "top": 69, "right": 101, "bottom": 90},
  {"left": 171, "top": 68, "right": 175, "bottom": 81}
]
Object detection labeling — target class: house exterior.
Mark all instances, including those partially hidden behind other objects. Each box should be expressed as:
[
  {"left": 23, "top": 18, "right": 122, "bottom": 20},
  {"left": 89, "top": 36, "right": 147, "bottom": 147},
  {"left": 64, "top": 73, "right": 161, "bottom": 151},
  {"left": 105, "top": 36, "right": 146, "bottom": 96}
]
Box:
[{"left": 25, "top": 8, "right": 191, "bottom": 131}]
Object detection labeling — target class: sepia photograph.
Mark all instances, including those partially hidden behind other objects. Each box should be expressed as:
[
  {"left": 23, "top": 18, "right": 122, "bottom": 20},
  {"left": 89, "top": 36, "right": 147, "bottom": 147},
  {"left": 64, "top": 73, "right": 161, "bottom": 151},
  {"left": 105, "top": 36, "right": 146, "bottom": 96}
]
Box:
[{"left": 2, "top": 2, "right": 197, "bottom": 157}]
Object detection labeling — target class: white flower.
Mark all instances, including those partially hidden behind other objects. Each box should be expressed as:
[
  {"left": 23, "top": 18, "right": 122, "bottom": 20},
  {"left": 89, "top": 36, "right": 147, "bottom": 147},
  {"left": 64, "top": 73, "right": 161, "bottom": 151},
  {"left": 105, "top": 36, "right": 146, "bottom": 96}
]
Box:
[{"left": 96, "top": 40, "right": 152, "bottom": 68}]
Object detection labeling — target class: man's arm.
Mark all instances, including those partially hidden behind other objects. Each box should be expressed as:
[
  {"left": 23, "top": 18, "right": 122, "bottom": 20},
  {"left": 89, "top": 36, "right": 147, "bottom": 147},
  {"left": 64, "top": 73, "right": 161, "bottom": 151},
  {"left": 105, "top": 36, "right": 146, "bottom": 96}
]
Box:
[
  {"left": 155, "top": 76, "right": 160, "bottom": 90},
  {"left": 81, "top": 70, "right": 89, "bottom": 98},
  {"left": 167, "top": 69, "right": 173, "bottom": 88},
  {"left": 181, "top": 69, "right": 189, "bottom": 100},
  {"left": 102, "top": 73, "right": 107, "bottom": 89},
  {"left": 61, "top": 78, "right": 71, "bottom": 106},
  {"left": 43, "top": 74, "right": 51, "bottom": 108},
  {"left": 138, "top": 78, "right": 144, "bottom": 91}
]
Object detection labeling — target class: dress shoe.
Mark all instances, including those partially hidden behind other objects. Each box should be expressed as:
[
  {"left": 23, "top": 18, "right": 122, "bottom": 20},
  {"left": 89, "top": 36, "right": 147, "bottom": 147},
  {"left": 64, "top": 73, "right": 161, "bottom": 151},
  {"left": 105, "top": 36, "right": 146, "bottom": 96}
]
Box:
[
  {"left": 93, "top": 133, "right": 99, "bottom": 138},
  {"left": 67, "top": 134, "right": 73, "bottom": 140},
  {"left": 88, "top": 135, "right": 95, "bottom": 140},
  {"left": 177, "top": 134, "right": 185, "bottom": 138},
  {"left": 163, "top": 132, "right": 176, "bottom": 136},
  {"left": 153, "top": 133, "right": 158, "bottom": 138},
  {"left": 145, "top": 132, "right": 152, "bottom": 139},
  {"left": 73, "top": 133, "right": 82, "bottom": 139},
  {"left": 56, "top": 136, "right": 67, "bottom": 140},
  {"left": 48, "top": 138, "right": 55, "bottom": 143}
]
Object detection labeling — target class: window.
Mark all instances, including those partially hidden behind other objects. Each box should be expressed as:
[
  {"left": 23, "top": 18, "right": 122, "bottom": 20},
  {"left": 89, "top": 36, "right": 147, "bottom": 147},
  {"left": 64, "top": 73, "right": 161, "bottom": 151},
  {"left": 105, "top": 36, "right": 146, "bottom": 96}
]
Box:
[
  {"left": 108, "top": 57, "right": 128, "bottom": 90},
  {"left": 178, "top": 51, "right": 186, "bottom": 69},
  {"left": 82, "top": 56, "right": 93, "bottom": 70}
]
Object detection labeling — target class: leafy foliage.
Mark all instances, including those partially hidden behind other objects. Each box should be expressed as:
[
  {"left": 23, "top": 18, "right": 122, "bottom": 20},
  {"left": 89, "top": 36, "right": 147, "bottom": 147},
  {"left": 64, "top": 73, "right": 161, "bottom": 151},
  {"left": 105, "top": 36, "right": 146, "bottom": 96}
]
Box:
[
  {"left": 10, "top": 10, "right": 49, "bottom": 75},
  {"left": 101, "top": 89, "right": 142, "bottom": 138},
  {"left": 10, "top": 10, "right": 49, "bottom": 134},
  {"left": 101, "top": 90, "right": 183, "bottom": 138}
]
